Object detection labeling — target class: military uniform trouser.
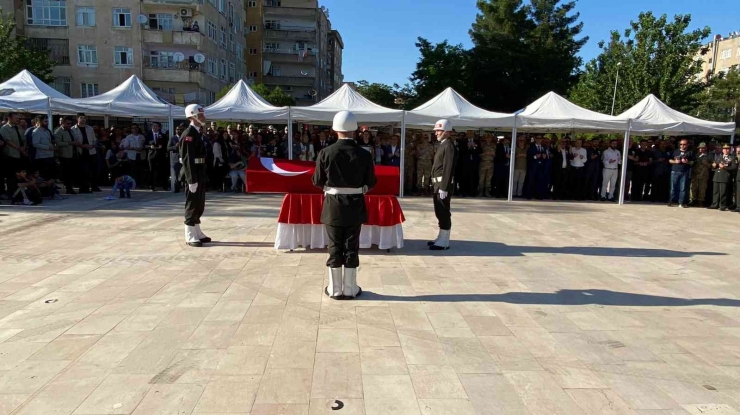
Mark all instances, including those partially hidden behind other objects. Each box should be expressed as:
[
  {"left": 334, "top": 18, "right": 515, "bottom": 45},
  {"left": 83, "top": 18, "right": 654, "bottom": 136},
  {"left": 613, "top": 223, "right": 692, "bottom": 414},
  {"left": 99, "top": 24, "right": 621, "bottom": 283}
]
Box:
[
  {"left": 691, "top": 170, "right": 709, "bottom": 202},
  {"left": 478, "top": 164, "right": 493, "bottom": 191},
  {"left": 712, "top": 181, "right": 730, "bottom": 209},
  {"left": 405, "top": 161, "right": 415, "bottom": 191},
  {"left": 325, "top": 224, "right": 362, "bottom": 268},
  {"left": 184, "top": 183, "right": 207, "bottom": 226},
  {"left": 416, "top": 164, "right": 432, "bottom": 189},
  {"left": 433, "top": 191, "right": 452, "bottom": 230}
]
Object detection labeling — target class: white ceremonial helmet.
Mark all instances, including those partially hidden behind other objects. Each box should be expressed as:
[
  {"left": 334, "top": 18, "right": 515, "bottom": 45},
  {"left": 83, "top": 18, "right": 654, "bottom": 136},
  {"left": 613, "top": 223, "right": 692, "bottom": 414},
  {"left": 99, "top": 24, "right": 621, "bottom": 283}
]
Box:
[
  {"left": 185, "top": 104, "right": 204, "bottom": 118},
  {"left": 332, "top": 110, "right": 358, "bottom": 132},
  {"left": 433, "top": 119, "right": 452, "bottom": 132}
]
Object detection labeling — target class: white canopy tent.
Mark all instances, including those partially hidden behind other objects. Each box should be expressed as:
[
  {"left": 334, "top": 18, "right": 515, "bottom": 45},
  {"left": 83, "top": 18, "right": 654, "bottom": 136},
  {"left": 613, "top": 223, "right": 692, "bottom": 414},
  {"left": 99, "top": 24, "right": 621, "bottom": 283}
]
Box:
[
  {"left": 290, "top": 84, "right": 406, "bottom": 194},
  {"left": 204, "top": 80, "right": 289, "bottom": 122},
  {"left": 405, "top": 87, "right": 516, "bottom": 129},
  {"left": 0, "top": 70, "right": 75, "bottom": 121}
]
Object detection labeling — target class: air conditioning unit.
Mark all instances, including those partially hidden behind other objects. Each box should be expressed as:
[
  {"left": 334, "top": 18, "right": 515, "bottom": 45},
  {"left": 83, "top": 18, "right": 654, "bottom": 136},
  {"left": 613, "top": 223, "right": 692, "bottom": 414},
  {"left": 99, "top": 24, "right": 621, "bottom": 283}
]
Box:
[{"left": 180, "top": 8, "right": 193, "bottom": 18}]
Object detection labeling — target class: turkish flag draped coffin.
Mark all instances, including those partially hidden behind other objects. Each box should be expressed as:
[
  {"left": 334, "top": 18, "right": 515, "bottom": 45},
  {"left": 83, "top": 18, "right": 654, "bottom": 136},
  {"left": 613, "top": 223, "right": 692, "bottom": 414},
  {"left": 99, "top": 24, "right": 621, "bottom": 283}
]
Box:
[{"left": 246, "top": 157, "right": 400, "bottom": 196}]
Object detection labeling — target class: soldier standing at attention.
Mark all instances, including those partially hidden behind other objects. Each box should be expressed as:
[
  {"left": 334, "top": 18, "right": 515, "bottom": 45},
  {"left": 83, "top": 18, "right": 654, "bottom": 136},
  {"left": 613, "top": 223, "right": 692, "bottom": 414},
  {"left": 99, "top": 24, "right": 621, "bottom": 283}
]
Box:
[
  {"left": 181, "top": 104, "right": 212, "bottom": 247},
  {"left": 478, "top": 133, "right": 495, "bottom": 197},
  {"left": 415, "top": 133, "right": 434, "bottom": 196},
  {"left": 404, "top": 132, "right": 416, "bottom": 195},
  {"left": 428, "top": 119, "right": 457, "bottom": 251},
  {"left": 709, "top": 144, "right": 735, "bottom": 211},
  {"left": 313, "top": 111, "right": 376, "bottom": 300},
  {"left": 690, "top": 142, "right": 712, "bottom": 207}
]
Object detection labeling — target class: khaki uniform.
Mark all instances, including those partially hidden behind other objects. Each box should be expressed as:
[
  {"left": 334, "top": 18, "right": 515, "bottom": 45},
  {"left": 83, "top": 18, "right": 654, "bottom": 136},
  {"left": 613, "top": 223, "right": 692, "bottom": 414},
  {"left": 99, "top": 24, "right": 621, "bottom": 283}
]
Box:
[
  {"left": 690, "top": 152, "right": 712, "bottom": 204},
  {"left": 415, "top": 139, "right": 434, "bottom": 195},
  {"left": 478, "top": 140, "right": 495, "bottom": 196},
  {"left": 404, "top": 140, "right": 415, "bottom": 194},
  {"left": 711, "top": 153, "right": 736, "bottom": 210}
]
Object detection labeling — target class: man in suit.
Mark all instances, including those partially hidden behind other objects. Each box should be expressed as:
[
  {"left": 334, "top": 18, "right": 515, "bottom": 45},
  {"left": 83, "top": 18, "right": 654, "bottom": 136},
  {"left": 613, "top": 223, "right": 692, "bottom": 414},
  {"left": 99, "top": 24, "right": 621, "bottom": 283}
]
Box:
[
  {"left": 383, "top": 133, "right": 402, "bottom": 167},
  {"left": 70, "top": 113, "right": 101, "bottom": 193},
  {"left": 459, "top": 131, "right": 480, "bottom": 197},
  {"left": 146, "top": 122, "right": 169, "bottom": 191},
  {"left": 428, "top": 119, "right": 458, "bottom": 251},
  {"left": 181, "top": 104, "right": 211, "bottom": 247},
  {"left": 526, "top": 136, "right": 547, "bottom": 200},
  {"left": 493, "top": 136, "right": 511, "bottom": 198}
]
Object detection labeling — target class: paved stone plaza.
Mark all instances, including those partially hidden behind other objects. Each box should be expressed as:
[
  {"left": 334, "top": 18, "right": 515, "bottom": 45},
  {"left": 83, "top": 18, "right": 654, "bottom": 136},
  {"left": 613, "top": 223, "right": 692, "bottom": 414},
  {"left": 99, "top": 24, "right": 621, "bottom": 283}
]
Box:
[{"left": 1, "top": 192, "right": 740, "bottom": 415}]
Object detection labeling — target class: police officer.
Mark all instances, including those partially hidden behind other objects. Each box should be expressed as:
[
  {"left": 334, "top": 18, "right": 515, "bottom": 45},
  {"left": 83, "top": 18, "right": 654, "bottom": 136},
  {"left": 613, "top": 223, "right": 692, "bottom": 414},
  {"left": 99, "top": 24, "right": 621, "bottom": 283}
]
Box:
[
  {"left": 312, "top": 111, "right": 376, "bottom": 300},
  {"left": 181, "top": 104, "right": 211, "bottom": 247},
  {"left": 709, "top": 144, "right": 736, "bottom": 211},
  {"left": 428, "top": 119, "right": 458, "bottom": 251}
]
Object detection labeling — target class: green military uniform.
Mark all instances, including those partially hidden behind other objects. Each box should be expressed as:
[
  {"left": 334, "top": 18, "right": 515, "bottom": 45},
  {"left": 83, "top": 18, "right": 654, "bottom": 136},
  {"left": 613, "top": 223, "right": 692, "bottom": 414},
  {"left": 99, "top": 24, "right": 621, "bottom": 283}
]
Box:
[
  {"left": 710, "top": 146, "right": 736, "bottom": 211},
  {"left": 415, "top": 138, "right": 434, "bottom": 196},
  {"left": 404, "top": 136, "right": 415, "bottom": 195},
  {"left": 54, "top": 125, "right": 76, "bottom": 193},
  {"left": 478, "top": 139, "right": 495, "bottom": 197},
  {"left": 690, "top": 144, "right": 712, "bottom": 206}
]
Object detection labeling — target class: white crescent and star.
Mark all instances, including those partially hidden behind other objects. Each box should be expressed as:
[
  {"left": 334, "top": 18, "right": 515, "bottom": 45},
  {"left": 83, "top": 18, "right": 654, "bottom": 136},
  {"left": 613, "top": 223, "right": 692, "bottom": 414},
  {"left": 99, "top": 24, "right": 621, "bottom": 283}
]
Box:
[{"left": 260, "top": 158, "right": 311, "bottom": 177}]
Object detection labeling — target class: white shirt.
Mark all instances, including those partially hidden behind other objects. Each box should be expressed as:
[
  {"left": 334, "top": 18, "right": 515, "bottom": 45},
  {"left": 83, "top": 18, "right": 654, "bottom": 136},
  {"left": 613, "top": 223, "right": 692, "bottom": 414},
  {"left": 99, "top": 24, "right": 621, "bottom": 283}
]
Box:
[
  {"left": 602, "top": 148, "right": 621, "bottom": 169},
  {"left": 570, "top": 147, "right": 587, "bottom": 168},
  {"left": 122, "top": 134, "right": 145, "bottom": 160},
  {"left": 560, "top": 148, "right": 568, "bottom": 168}
]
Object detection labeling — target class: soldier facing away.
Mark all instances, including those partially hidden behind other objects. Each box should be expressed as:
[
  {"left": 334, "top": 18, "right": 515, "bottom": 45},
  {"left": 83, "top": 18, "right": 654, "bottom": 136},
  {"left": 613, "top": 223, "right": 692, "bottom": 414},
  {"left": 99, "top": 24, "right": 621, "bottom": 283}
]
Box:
[
  {"left": 690, "top": 142, "right": 712, "bottom": 207},
  {"left": 478, "top": 133, "right": 495, "bottom": 197}
]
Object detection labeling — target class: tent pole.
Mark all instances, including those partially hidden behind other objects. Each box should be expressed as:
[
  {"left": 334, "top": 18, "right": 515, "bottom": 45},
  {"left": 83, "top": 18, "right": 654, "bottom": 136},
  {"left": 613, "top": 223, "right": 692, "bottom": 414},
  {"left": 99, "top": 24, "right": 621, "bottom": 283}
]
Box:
[
  {"left": 104, "top": 115, "right": 110, "bottom": 129},
  {"left": 399, "top": 112, "right": 406, "bottom": 198},
  {"left": 618, "top": 123, "right": 632, "bottom": 206},
  {"left": 287, "top": 107, "right": 293, "bottom": 160},
  {"left": 731, "top": 131, "right": 735, "bottom": 145},
  {"left": 46, "top": 97, "right": 53, "bottom": 130},
  {"left": 507, "top": 117, "right": 518, "bottom": 201}
]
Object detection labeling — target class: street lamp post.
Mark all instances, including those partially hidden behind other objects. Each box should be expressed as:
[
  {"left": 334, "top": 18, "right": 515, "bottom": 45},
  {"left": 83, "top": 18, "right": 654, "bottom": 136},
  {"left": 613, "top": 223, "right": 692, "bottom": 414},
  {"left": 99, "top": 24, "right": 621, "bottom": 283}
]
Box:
[{"left": 611, "top": 62, "right": 622, "bottom": 116}]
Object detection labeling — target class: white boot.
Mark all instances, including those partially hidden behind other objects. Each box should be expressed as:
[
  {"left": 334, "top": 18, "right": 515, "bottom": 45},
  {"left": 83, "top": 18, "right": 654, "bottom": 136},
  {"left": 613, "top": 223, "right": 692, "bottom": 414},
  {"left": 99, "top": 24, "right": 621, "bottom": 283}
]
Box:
[
  {"left": 342, "top": 267, "right": 362, "bottom": 298},
  {"left": 185, "top": 225, "right": 202, "bottom": 247},
  {"left": 429, "top": 229, "right": 450, "bottom": 250},
  {"left": 325, "top": 268, "right": 343, "bottom": 299},
  {"left": 194, "top": 224, "right": 211, "bottom": 243},
  {"left": 427, "top": 229, "right": 442, "bottom": 247}
]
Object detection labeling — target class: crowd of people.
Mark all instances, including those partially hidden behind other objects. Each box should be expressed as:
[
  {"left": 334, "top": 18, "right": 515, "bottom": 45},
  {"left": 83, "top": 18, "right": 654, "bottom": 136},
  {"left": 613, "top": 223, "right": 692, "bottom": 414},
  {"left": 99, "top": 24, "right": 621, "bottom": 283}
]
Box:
[{"left": 1, "top": 111, "right": 736, "bottom": 210}]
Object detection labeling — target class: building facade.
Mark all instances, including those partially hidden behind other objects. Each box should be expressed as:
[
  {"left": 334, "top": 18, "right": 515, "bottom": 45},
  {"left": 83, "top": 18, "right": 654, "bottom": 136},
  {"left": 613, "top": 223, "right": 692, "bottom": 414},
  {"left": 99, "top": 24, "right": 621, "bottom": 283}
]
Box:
[
  {"left": 698, "top": 32, "right": 740, "bottom": 80},
  {"left": 4, "top": 0, "right": 247, "bottom": 106},
  {"left": 245, "top": 0, "right": 343, "bottom": 105}
]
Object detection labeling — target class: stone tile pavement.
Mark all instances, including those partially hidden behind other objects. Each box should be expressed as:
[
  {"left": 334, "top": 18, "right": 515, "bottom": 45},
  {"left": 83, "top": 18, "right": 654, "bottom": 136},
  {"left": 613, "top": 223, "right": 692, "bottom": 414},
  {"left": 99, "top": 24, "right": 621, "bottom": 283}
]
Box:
[{"left": 1, "top": 191, "right": 740, "bottom": 415}]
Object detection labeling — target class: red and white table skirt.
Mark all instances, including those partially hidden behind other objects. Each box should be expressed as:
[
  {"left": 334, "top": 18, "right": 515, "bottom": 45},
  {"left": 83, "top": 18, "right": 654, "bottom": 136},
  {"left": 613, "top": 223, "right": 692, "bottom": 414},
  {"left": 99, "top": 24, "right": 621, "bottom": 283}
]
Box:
[{"left": 275, "top": 193, "right": 405, "bottom": 250}]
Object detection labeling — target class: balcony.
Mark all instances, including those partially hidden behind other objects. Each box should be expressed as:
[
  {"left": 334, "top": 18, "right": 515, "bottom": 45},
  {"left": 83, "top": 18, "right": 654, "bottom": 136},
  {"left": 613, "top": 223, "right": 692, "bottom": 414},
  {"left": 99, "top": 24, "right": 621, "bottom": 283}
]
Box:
[
  {"left": 142, "top": 61, "right": 206, "bottom": 84},
  {"left": 263, "top": 4, "right": 316, "bottom": 18},
  {"left": 141, "top": 0, "right": 201, "bottom": 5},
  {"left": 263, "top": 27, "right": 316, "bottom": 41},
  {"left": 142, "top": 29, "right": 204, "bottom": 48},
  {"left": 262, "top": 48, "right": 316, "bottom": 64},
  {"left": 263, "top": 75, "right": 314, "bottom": 86}
]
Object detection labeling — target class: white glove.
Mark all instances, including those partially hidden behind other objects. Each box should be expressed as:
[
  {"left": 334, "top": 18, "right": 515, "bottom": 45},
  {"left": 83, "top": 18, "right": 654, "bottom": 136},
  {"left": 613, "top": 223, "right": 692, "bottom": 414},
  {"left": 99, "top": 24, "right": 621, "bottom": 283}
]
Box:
[
  {"left": 188, "top": 183, "right": 198, "bottom": 193},
  {"left": 438, "top": 189, "right": 448, "bottom": 200},
  {"left": 362, "top": 185, "right": 368, "bottom": 194}
]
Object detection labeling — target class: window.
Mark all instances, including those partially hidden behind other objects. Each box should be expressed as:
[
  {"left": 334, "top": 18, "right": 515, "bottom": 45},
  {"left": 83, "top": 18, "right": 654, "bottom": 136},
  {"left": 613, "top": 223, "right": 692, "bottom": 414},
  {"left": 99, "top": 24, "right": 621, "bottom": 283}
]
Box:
[
  {"left": 76, "top": 7, "right": 94, "bottom": 26},
  {"left": 236, "top": 44, "right": 243, "bottom": 60},
  {"left": 26, "top": 0, "right": 67, "bottom": 26},
  {"left": 268, "top": 64, "right": 280, "bottom": 76},
  {"left": 113, "top": 8, "right": 131, "bottom": 28},
  {"left": 237, "top": 71, "right": 243, "bottom": 80},
  {"left": 114, "top": 46, "right": 133, "bottom": 66},
  {"left": 265, "top": 42, "right": 279, "bottom": 51},
  {"left": 28, "top": 38, "right": 70, "bottom": 65},
  {"left": 52, "top": 76, "right": 70, "bottom": 96},
  {"left": 218, "top": 0, "right": 225, "bottom": 14},
  {"left": 219, "top": 27, "right": 227, "bottom": 48},
  {"left": 149, "top": 13, "right": 173, "bottom": 30},
  {"left": 229, "top": 62, "right": 235, "bottom": 82},
  {"left": 80, "top": 83, "right": 99, "bottom": 98},
  {"left": 294, "top": 41, "right": 307, "bottom": 51},
  {"left": 229, "top": 32, "right": 235, "bottom": 52},
  {"left": 248, "top": 1, "right": 256, "bottom": 6},
  {"left": 265, "top": 20, "right": 279, "bottom": 30},
  {"left": 207, "top": 58, "right": 217, "bottom": 76},
  {"left": 248, "top": 71, "right": 257, "bottom": 78},
  {"left": 721, "top": 49, "right": 732, "bottom": 60},
  {"left": 264, "top": 0, "right": 281, "bottom": 5},
  {"left": 228, "top": 2, "right": 234, "bottom": 21},
  {"left": 150, "top": 51, "right": 175, "bottom": 68},
  {"left": 77, "top": 44, "right": 97, "bottom": 65},
  {"left": 249, "top": 48, "right": 257, "bottom": 55},
  {"left": 220, "top": 59, "right": 227, "bottom": 80},
  {"left": 207, "top": 20, "right": 216, "bottom": 40},
  {"left": 233, "top": 17, "right": 241, "bottom": 34},
  {"left": 249, "top": 25, "right": 257, "bottom": 32}
]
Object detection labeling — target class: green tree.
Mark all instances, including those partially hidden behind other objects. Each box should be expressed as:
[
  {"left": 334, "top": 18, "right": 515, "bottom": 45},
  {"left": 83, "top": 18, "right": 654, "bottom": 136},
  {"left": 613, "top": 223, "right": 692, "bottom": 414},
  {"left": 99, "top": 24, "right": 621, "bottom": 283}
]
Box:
[
  {"left": 0, "top": 10, "right": 55, "bottom": 83},
  {"left": 697, "top": 68, "right": 740, "bottom": 126},
  {"left": 570, "top": 12, "right": 711, "bottom": 115},
  {"left": 355, "top": 80, "right": 398, "bottom": 108},
  {"left": 267, "top": 86, "right": 296, "bottom": 107},
  {"left": 407, "top": 38, "right": 471, "bottom": 109},
  {"left": 252, "top": 83, "right": 272, "bottom": 100}
]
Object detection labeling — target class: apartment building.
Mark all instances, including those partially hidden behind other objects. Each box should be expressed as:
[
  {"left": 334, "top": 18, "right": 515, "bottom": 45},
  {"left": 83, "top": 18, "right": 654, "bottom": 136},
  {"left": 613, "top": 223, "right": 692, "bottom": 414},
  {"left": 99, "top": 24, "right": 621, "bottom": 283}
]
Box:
[
  {"left": 245, "top": 0, "right": 343, "bottom": 105},
  {"left": 3, "top": 0, "right": 247, "bottom": 106},
  {"left": 698, "top": 32, "right": 740, "bottom": 80}
]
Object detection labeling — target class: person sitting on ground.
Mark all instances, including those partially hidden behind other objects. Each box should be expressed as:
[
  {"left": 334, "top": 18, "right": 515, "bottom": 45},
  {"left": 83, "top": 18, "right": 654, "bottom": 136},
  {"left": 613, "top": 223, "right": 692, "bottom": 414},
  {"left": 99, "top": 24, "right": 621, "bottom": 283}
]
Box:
[
  {"left": 109, "top": 174, "right": 136, "bottom": 199},
  {"left": 12, "top": 169, "right": 42, "bottom": 205},
  {"left": 28, "top": 170, "right": 65, "bottom": 200}
]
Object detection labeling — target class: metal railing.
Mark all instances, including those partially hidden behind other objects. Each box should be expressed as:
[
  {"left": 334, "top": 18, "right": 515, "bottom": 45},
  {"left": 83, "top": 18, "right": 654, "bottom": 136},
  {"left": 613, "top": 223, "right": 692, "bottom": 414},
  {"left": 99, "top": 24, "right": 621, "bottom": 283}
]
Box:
[
  {"left": 143, "top": 61, "right": 205, "bottom": 72},
  {"left": 262, "top": 48, "right": 316, "bottom": 55}
]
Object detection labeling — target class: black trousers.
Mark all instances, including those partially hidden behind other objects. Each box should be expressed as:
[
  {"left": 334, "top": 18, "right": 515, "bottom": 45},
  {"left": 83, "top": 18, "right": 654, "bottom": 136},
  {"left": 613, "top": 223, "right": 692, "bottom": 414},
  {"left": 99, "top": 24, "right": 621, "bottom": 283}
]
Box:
[
  {"left": 78, "top": 154, "right": 99, "bottom": 192},
  {"left": 4, "top": 157, "right": 22, "bottom": 198},
  {"left": 326, "top": 223, "right": 362, "bottom": 268},
  {"left": 552, "top": 167, "right": 569, "bottom": 199},
  {"left": 651, "top": 173, "right": 670, "bottom": 203},
  {"left": 711, "top": 181, "right": 730, "bottom": 209},
  {"left": 585, "top": 167, "right": 600, "bottom": 200},
  {"left": 148, "top": 158, "right": 168, "bottom": 190},
  {"left": 568, "top": 167, "right": 586, "bottom": 200},
  {"left": 59, "top": 158, "right": 76, "bottom": 191},
  {"left": 184, "top": 183, "right": 207, "bottom": 226},
  {"left": 34, "top": 157, "right": 57, "bottom": 180},
  {"left": 433, "top": 191, "right": 452, "bottom": 230},
  {"left": 631, "top": 168, "right": 648, "bottom": 201}
]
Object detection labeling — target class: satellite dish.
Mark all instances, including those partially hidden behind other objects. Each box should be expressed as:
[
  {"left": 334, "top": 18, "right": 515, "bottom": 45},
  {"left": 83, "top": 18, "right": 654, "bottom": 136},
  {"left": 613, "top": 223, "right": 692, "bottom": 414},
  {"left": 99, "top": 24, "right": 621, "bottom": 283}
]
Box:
[
  {"left": 308, "top": 89, "right": 317, "bottom": 97},
  {"left": 173, "top": 52, "right": 185, "bottom": 63},
  {"left": 193, "top": 53, "right": 205, "bottom": 64},
  {"left": 136, "top": 14, "right": 147, "bottom": 24},
  {"left": 300, "top": 70, "right": 308, "bottom": 76}
]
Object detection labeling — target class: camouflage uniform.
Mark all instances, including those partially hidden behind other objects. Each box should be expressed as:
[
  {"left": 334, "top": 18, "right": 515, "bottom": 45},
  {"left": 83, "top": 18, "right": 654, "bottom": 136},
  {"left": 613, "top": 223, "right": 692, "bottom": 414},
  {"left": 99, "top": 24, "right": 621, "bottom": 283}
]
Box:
[
  {"left": 404, "top": 136, "right": 416, "bottom": 194},
  {"left": 690, "top": 149, "right": 712, "bottom": 205},
  {"left": 415, "top": 138, "right": 435, "bottom": 196},
  {"left": 478, "top": 139, "right": 496, "bottom": 197}
]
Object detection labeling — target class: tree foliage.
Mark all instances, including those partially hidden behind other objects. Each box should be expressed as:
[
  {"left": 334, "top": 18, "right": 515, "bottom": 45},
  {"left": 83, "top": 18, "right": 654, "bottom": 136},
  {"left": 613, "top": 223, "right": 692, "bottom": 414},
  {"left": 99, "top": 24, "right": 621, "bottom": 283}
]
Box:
[
  {"left": 570, "top": 12, "right": 711, "bottom": 115},
  {"left": 407, "top": 38, "right": 471, "bottom": 109},
  {"left": 0, "top": 10, "right": 55, "bottom": 83},
  {"left": 697, "top": 68, "right": 740, "bottom": 126},
  {"left": 355, "top": 80, "right": 400, "bottom": 108}
]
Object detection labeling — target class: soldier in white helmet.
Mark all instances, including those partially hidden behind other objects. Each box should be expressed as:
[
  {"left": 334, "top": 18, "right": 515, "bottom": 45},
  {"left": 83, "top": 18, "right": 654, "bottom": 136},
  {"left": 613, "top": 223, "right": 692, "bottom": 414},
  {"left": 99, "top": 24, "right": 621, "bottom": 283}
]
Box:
[
  {"left": 428, "top": 119, "right": 458, "bottom": 251},
  {"left": 312, "top": 111, "right": 377, "bottom": 300},
  {"left": 181, "top": 104, "right": 211, "bottom": 247}
]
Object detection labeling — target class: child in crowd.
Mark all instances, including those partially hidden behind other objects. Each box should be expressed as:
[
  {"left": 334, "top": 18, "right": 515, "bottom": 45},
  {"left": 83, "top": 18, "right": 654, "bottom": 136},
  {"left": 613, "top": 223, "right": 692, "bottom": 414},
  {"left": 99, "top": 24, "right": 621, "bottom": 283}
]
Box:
[
  {"left": 28, "top": 171, "right": 66, "bottom": 200},
  {"left": 11, "top": 169, "right": 43, "bottom": 206},
  {"left": 108, "top": 174, "right": 136, "bottom": 200}
]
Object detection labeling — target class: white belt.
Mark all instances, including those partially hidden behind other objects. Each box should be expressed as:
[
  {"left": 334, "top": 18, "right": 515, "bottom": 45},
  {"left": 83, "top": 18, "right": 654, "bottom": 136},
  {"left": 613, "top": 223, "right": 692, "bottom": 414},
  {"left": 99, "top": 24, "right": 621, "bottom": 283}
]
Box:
[
  {"left": 432, "top": 176, "right": 454, "bottom": 184},
  {"left": 324, "top": 186, "right": 364, "bottom": 195}
]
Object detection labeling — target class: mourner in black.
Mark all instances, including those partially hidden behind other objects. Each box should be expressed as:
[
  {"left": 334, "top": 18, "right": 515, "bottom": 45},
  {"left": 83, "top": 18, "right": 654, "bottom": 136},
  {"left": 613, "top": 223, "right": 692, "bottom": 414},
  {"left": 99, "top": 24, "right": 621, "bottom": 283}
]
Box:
[
  {"left": 428, "top": 119, "right": 458, "bottom": 251},
  {"left": 181, "top": 104, "right": 211, "bottom": 247},
  {"left": 146, "top": 122, "right": 169, "bottom": 191},
  {"left": 312, "top": 111, "right": 377, "bottom": 300},
  {"left": 709, "top": 144, "right": 736, "bottom": 211}
]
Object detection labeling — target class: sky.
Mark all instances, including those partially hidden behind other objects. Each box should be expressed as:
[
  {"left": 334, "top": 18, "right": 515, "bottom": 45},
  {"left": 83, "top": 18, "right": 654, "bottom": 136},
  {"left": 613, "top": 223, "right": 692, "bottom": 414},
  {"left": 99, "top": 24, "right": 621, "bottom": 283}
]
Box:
[{"left": 320, "top": 0, "right": 740, "bottom": 86}]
